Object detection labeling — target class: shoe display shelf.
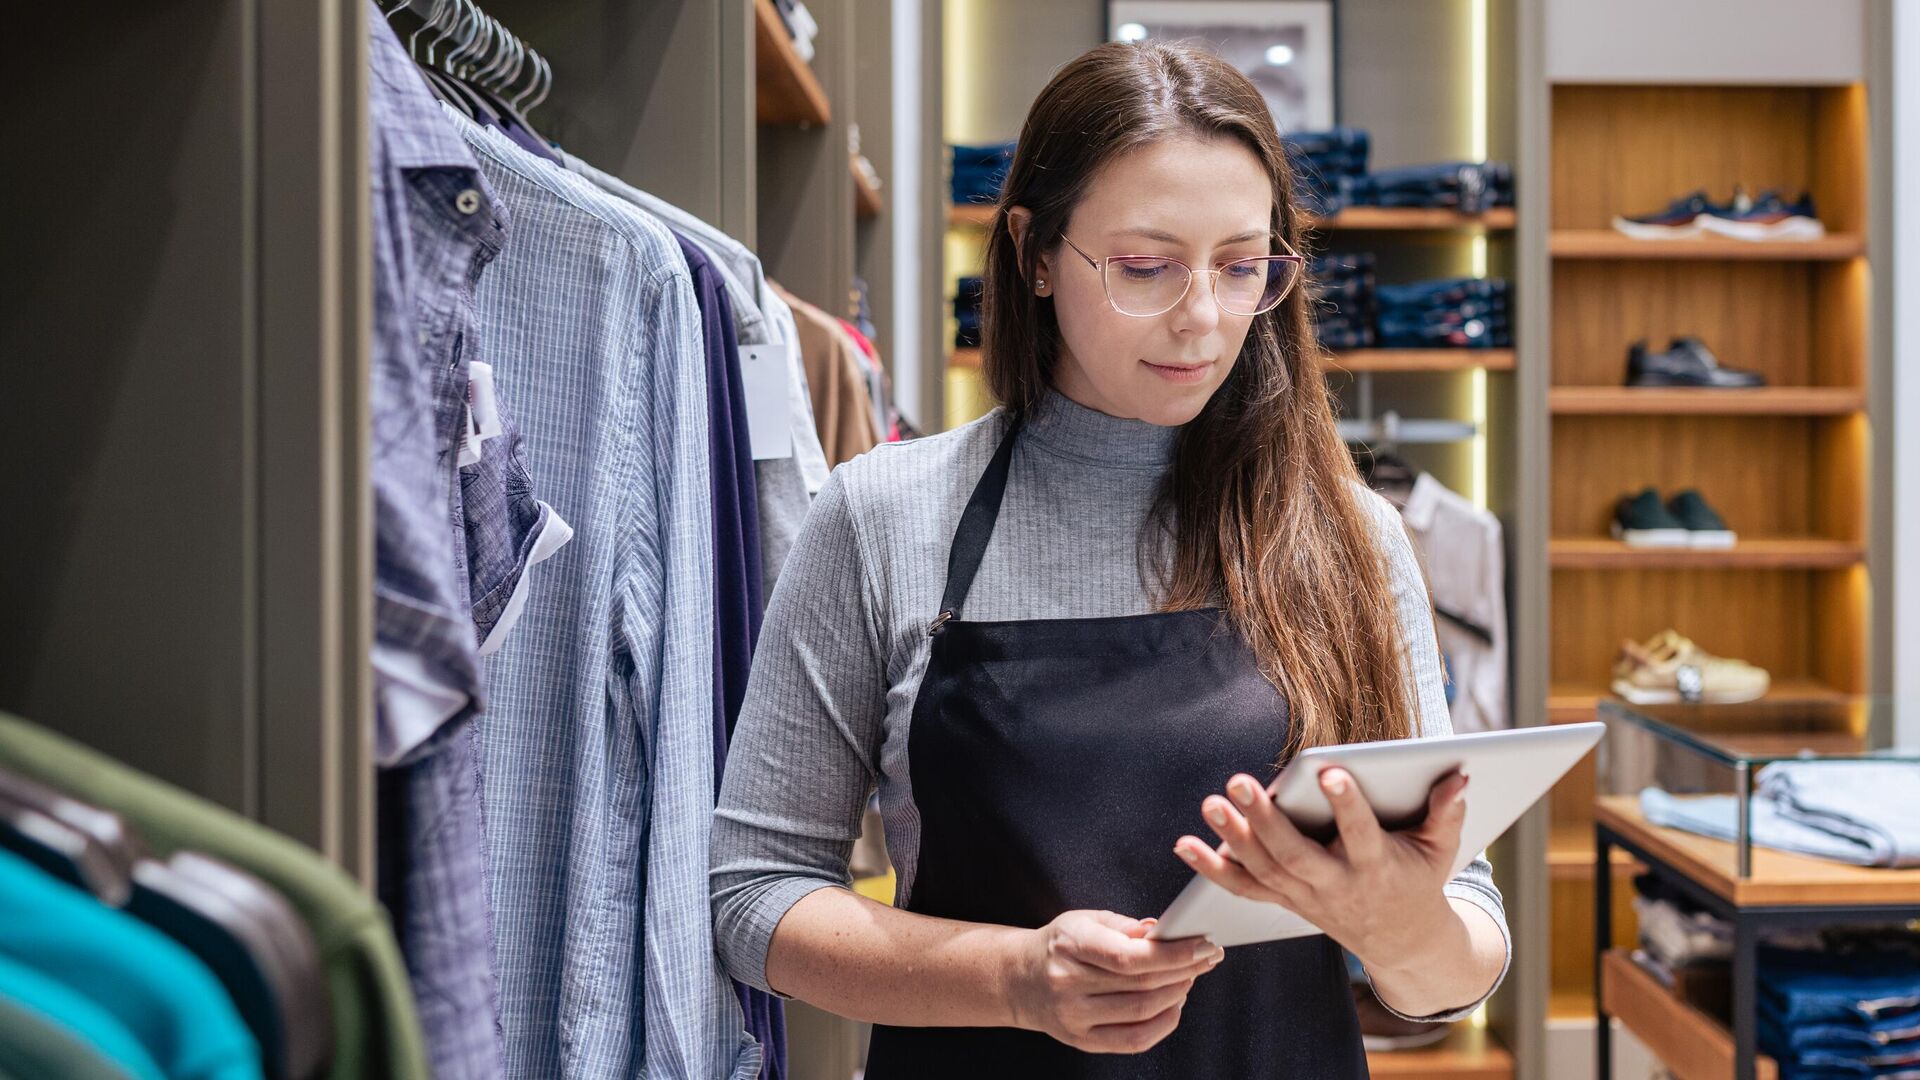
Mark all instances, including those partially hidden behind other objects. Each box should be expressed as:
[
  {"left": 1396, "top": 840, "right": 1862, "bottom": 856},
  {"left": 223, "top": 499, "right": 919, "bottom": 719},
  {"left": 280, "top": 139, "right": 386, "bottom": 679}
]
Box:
[
  {"left": 1535, "top": 79, "right": 1875, "bottom": 1029},
  {"left": 1588, "top": 700, "right": 1920, "bottom": 1080}
]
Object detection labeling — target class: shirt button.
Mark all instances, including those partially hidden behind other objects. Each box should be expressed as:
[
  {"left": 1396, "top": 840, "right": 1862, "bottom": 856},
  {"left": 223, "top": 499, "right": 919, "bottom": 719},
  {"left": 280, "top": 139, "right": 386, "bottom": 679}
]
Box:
[{"left": 455, "top": 189, "right": 482, "bottom": 215}]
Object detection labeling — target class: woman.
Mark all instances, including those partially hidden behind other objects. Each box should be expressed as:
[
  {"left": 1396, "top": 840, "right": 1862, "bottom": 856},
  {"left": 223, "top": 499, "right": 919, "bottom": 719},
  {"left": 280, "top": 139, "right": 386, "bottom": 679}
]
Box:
[{"left": 711, "top": 40, "right": 1509, "bottom": 1077}]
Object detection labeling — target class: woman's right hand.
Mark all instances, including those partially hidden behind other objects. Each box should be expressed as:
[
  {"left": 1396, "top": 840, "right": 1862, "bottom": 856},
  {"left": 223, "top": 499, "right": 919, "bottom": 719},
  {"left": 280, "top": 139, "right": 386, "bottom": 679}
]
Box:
[{"left": 1005, "top": 910, "right": 1225, "bottom": 1054}]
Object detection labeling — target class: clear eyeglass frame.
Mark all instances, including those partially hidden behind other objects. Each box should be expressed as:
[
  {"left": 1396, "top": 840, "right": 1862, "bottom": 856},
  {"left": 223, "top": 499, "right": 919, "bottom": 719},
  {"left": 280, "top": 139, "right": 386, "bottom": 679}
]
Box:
[{"left": 1056, "top": 232, "right": 1308, "bottom": 318}]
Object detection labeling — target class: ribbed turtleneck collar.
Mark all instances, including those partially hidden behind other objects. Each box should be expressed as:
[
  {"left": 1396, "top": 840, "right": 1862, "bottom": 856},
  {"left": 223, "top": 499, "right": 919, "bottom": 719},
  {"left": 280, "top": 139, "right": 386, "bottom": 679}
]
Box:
[{"left": 1021, "top": 386, "right": 1181, "bottom": 469}]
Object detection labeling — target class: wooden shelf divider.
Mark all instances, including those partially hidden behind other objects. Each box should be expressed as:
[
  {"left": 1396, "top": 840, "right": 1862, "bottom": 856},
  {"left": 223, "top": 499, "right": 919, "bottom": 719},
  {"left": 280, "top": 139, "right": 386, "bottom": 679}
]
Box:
[
  {"left": 948, "top": 204, "right": 997, "bottom": 229},
  {"left": 1550, "top": 230, "right": 1863, "bottom": 261},
  {"left": 1549, "top": 386, "right": 1865, "bottom": 415},
  {"left": 1601, "top": 949, "right": 1780, "bottom": 1080},
  {"left": 1331, "top": 349, "right": 1515, "bottom": 373},
  {"left": 754, "top": 0, "right": 831, "bottom": 126},
  {"left": 949, "top": 347, "right": 981, "bottom": 369},
  {"left": 950, "top": 204, "right": 1514, "bottom": 234},
  {"left": 1365, "top": 1024, "right": 1514, "bottom": 1079},
  {"left": 1549, "top": 537, "right": 1865, "bottom": 570},
  {"left": 1310, "top": 207, "right": 1516, "bottom": 231},
  {"left": 1547, "top": 679, "right": 1854, "bottom": 726}
]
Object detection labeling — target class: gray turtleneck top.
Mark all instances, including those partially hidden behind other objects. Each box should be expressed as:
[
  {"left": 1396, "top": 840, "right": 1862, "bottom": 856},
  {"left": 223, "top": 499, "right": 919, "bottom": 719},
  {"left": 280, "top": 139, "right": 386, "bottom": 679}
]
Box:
[{"left": 710, "top": 388, "right": 1509, "bottom": 1021}]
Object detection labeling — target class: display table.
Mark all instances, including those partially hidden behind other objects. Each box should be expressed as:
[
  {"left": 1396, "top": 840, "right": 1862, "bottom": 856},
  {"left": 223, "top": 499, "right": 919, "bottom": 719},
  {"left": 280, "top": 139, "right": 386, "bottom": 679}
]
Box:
[{"left": 1590, "top": 695, "right": 1920, "bottom": 1080}]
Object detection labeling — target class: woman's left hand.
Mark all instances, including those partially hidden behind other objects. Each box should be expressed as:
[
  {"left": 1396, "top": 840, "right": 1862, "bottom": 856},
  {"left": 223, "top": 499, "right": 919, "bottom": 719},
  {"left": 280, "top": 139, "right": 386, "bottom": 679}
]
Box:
[{"left": 1173, "top": 767, "right": 1469, "bottom": 973}]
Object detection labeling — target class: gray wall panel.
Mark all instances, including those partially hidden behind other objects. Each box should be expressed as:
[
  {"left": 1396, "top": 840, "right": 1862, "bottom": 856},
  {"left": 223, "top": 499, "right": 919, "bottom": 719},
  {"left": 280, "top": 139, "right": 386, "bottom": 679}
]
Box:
[{"left": 1546, "top": 0, "right": 1864, "bottom": 86}]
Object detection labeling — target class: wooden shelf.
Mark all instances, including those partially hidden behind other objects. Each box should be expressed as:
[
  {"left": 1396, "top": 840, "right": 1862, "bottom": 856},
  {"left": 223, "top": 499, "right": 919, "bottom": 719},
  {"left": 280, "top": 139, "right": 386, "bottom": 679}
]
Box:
[
  {"left": 1366, "top": 1024, "right": 1513, "bottom": 1079},
  {"left": 1602, "top": 949, "right": 1780, "bottom": 1080},
  {"left": 1550, "top": 823, "right": 1644, "bottom": 881},
  {"left": 1550, "top": 230, "right": 1863, "bottom": 261},
  {"left": 1549, "top": 538, "right": 1865, "bottom": 570},
  {"left": 1549, "top": 386, "right": 1865, "bottom": 415},
  {"left": 853, "top": 157, "right": 883, "bottom": 219},
  {"left": 1598, "top": 795, "right": 1920, "bottom": 907},
  {"left": 754, "top": 0, "right": 830, "bottom": 126},
  {"left": 949, "top": 347, "right": 981, "bottom": 369},
  {"left": 1309, "top": 207, "right": 1516, "bottom": 231},
  {"left": 948, "top": 204, "right": 996, "bottom": 229},
  {"left": 1329, "top": 349, "right": 1515, "bottom": 373},
  {"left": 1547, "top": 679, "right": 1853, "bottom": 726},
  {"left": 947, "top": 204, "right": 1516, "bottom": 233}
]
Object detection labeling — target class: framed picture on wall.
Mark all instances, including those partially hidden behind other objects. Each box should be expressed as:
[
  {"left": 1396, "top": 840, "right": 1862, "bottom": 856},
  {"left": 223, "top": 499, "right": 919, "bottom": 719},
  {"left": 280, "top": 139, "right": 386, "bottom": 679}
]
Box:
[{"left": 1106, "top": 0, "right": 1338, "bottom": 133}]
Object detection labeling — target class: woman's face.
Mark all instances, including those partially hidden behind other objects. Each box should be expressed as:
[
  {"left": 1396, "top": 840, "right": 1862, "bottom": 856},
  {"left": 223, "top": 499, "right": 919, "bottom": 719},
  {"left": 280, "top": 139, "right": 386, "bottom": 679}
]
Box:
[{"left": 1013, "top": 134, "right": 1275, "bottom": 427}]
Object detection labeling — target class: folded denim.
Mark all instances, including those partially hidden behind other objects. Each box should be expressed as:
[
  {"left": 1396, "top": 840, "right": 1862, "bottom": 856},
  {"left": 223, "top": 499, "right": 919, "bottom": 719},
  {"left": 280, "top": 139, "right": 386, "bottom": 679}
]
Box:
[
  {"left": 1376, "top": 277, "right": 1510, "bottom": 306},
  {"left": 1281, "top": 127, "right": 1370, "bottom": 161},
  {"left": 949, "top": 141, "right": 1015, "bottom": 165},
  {"left": 1315, "top": 327, "right": 1376, "bottom": 350}
]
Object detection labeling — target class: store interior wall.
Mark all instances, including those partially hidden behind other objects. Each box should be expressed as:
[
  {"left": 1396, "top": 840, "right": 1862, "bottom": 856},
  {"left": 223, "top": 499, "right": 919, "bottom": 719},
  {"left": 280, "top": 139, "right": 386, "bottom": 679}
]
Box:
[{"left": 1896, "top": 0, "right": 1919, "bottom": 750}]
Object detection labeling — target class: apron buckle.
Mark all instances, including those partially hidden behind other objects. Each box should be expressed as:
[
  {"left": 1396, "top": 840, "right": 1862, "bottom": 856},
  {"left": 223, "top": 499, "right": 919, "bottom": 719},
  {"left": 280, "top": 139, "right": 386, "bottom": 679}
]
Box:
[{"left": 928, "top": 610, "right": 954, "bottom": 636}]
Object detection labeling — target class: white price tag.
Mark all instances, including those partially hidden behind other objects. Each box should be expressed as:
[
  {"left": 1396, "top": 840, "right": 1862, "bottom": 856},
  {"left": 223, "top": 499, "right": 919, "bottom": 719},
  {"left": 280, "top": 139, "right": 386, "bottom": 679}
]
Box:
[
  {"left": 457, "top": 361, "right": 504, "bottom": 468},
  {"left": 740, "top": 344, "right": 796, "bottom": 461}
]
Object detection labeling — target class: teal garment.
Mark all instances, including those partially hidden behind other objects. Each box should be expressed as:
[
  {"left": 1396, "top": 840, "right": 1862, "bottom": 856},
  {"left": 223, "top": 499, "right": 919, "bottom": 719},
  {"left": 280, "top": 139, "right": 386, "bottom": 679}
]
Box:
[
  {"left": 0, "top": 956, "right": 158, "bottom": 1080},
  {"left": 0, "top": 850, "right": 262, "bottom": 1080}
]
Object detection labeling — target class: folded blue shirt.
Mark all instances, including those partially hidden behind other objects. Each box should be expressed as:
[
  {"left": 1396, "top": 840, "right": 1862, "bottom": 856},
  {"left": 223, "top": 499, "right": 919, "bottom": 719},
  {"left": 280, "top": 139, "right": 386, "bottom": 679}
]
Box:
[
  {"left": 0, "top": 954, "right": 163, "bottom": 1080},
  {"left": 0, "top": 848, "right": 262, "bottom": 1080}
]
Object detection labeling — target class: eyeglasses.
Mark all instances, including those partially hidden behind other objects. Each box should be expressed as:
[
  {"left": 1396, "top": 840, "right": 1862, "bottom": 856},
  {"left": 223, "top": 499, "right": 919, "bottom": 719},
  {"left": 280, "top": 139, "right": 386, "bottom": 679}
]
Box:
[{"left": 1058, "top": 233, "right": 1307, "bottom": 318}]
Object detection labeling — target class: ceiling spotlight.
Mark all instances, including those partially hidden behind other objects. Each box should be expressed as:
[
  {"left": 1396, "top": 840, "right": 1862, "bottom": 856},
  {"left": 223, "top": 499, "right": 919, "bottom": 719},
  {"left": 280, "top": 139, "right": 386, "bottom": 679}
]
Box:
[
  {"left": 1118, "top": 22, "right": 1149, "bottom": 42},
  {"left": 1265, "top": 43, "right": 1295, "bottom": 66}
]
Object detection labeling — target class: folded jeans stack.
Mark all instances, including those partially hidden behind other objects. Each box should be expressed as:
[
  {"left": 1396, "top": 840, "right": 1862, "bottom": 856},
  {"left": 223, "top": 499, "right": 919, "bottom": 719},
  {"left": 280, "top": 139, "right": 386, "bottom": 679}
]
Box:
[
  {"left": 950, "top": 142, "right": 1015, "bottom": 207},
  {"left": 1282, "top": 127, "right": 1369, "bottom": 217},
  {"left": 1375, "top": 277, "right": 1512, "bottom": 349},
  {"left": 953, "top": 276, "right": 983, "bottom": 350},
  {"left": 1640, "top": 760, "right": 1920, "bottom": 869},
  {"left": 1309, "top": 253, "right": 1377, "bottom": 350},
  {"left": 1760, "top": 947, "right": 1920, "bottom": 1079},
  {"left": 1358, "top": 160, "right": 1515, "bottom": 214}
]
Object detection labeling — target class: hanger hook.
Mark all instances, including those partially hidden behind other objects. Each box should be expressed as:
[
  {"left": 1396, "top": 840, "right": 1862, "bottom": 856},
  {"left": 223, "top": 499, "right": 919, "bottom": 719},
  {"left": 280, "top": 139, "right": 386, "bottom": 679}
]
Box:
[{"left": 529, "top": 50, "right": 553, "bottom": 112}]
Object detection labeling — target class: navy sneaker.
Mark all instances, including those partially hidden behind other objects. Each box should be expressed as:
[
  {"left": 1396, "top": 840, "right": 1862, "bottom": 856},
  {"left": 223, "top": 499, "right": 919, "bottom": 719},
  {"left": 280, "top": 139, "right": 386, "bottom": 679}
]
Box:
[
  {"left": 1626, "top": 337, "right": 1766, "bottom": 389},
  {"left": 1667, "top": 490, "right": 1736, "bottom": 549},
  {"left": 1612, "top": 190, "right": 1721, "bottom": 239},
  {"left": 1613, "top": 487, "right": 1692, "bottom": 548},
  {"left": 1699, "top": 188, "right": 1825, "bottom": 241}
]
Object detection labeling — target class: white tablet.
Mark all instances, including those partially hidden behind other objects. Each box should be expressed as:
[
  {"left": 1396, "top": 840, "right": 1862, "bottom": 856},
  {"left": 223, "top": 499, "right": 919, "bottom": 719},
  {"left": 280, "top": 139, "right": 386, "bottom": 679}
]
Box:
[{"left": 1148, "top": 722, "right": 1605, "bottom": 947}]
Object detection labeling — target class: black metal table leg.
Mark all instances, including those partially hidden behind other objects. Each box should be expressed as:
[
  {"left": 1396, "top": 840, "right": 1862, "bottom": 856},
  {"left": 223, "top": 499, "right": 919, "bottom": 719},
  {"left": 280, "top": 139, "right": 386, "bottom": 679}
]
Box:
[
  {"left": 1732, "top": 911, "right": 1759, "bottom": 1080},
  {"left": 1595, "top": 826, "right": 1613, "bottom": 1080}
]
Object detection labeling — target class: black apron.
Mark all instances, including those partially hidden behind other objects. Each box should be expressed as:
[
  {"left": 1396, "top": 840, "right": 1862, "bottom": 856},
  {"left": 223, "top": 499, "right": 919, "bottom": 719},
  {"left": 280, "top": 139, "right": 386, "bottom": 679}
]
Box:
[{"left": 863, "top": 418, "right": 1367, "bottom": 1079}]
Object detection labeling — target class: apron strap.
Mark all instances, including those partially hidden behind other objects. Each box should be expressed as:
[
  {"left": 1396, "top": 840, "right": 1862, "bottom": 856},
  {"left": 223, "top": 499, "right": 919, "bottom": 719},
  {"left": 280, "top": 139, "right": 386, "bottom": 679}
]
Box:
[{"left": 935, "top": 414, "right": 1022, "bottom": 627}]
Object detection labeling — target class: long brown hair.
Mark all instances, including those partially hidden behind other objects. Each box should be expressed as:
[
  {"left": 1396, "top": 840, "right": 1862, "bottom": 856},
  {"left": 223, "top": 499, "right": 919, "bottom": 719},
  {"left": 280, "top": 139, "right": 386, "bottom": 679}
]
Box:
[{"left": 981, "top": 40, "right": 1420, "bottom": 754}]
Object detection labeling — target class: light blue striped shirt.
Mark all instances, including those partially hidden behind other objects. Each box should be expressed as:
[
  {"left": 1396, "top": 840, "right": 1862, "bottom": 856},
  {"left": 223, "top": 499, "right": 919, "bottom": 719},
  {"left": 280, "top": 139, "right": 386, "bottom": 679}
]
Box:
[{"left": 456, "top": 113, "right": 758, "bottom": 1080}]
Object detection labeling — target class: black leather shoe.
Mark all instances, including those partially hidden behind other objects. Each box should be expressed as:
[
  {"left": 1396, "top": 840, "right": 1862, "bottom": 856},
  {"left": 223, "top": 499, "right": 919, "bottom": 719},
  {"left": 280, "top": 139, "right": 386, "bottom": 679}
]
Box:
[{"left": 1625, "top": 337, "right": 1766, "bottom": 388}]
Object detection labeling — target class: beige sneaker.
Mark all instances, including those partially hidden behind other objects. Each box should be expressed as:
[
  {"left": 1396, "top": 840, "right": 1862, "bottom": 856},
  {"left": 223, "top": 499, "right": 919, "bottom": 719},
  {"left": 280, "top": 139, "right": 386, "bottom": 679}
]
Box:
[{"left": 1611, "top": 630, "right": 1770, "bottom": 705}]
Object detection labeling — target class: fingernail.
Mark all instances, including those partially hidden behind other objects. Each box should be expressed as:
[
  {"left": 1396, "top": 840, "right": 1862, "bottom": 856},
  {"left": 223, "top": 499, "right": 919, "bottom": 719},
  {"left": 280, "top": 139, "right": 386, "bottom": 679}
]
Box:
[
  {"left": 1176, "top": 845, "right": 1198, "bottom": 862},
  {"left": 1229, "top": 780, "right": 1256, "bottom": 806},
  {"left": 1323, "top": 770, "right": 1347, "bottom": 795},
  {"left": 1205, "top": 805, "right": 1228, "bottom": 826}
]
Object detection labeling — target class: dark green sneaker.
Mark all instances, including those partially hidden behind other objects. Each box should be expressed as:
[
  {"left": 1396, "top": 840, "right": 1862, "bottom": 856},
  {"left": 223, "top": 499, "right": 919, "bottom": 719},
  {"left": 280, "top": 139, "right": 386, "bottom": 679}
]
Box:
[
  {"left": 1611, "top": 487, "right": 1690, "bottom": 548},
  {"left": 1668, "top": 490, "right": 1736, "bottom": 549}
]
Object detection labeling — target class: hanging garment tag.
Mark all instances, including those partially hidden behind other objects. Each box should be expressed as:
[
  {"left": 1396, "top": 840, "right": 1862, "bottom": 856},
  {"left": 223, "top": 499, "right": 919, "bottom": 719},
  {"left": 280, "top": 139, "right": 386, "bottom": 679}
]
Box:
[
  {"left": 740, "top": 344, "right": 796, "bottom": 461},
  {"left": 457, "top": 361, "right": 504, "bottom": 467}
]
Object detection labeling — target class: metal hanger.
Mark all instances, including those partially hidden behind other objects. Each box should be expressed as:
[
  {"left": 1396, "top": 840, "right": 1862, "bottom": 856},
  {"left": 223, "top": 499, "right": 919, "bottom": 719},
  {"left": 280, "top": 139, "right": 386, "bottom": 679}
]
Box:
[
  {"left": 129, "top": 853, "right": 333, "bottom": 1080},
  {"left": 0, "top": 769, "right": 140, "bottom": 906}
]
